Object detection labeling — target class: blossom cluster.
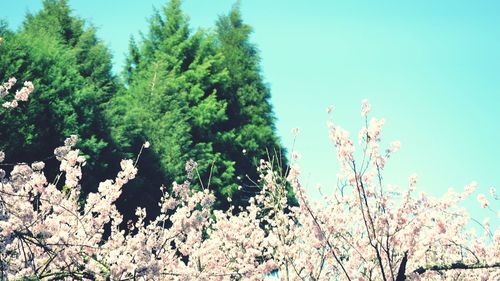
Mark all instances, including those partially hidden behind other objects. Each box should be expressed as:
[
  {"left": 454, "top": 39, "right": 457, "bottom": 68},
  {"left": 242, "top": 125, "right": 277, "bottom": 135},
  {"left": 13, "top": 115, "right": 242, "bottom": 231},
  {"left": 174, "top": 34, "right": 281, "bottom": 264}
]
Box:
[
  {"left": 0, "top": 88, "right": 498, "bottom": 280},
  {"left": 0, "top": 77, "right": 34, "bottom": 108}
]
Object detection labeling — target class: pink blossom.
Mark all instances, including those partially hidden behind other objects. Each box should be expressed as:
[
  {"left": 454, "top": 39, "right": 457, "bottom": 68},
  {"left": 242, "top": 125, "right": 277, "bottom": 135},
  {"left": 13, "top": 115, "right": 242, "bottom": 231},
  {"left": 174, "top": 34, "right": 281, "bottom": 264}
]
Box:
[
  {"left": 0, "top": 99, "right": 498, "bottom": 280},
  {"left": 31, "top": 161, "right": 45, "bottom": 171},
  {"left": 7, "top": 77, "right": 17, "bottom": 88},
  {"left": 0, "top": 77, "right": 16, "bottom": 97},
  {"left": 361, "top": 98, "right": 371, "bottom": 117},
  {"left": 390, "top": 140, "right": 401, "bottom": 153},
  {"left": 14, "top": 81, "right": 34, "bottom": 101},
  {"left": 2, "top": 100, "right": 17, "bottom": 108},
  {"left": 464, "top": 181, "right": 477, "bottom": 195},
  {"left": 1, "top": 78, "right": 34, "bottom": 107},
  {"left": 185, "top": 159, "right": 197, "bottom": 179},
  {"left": 367, "top": 117, "right": 385, "bottom": 141},
  {"left": 64, "top": 134, "right": 78, "bottom": 147},
  {"left": 477, "top": 193, "right": 488, "bottom": 208}
]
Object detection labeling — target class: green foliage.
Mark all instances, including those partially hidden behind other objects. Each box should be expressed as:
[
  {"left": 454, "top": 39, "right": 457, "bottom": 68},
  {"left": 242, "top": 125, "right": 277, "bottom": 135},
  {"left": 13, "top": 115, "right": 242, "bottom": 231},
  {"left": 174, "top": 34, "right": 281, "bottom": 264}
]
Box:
[
  {"left": 215, "top": 3, "right": 296, "bottom": 206},
  {"left": 0, "top": 0, "right": 118, "bottom": 191},
  {"left": 108, "top": 0, "right": 289, "bottom": 212},
  {"left": 1, "top": 0, "right": 291, "bottom": 217},
  {"left": 109, "top": 0, "right": 230, "bottom": 213}
]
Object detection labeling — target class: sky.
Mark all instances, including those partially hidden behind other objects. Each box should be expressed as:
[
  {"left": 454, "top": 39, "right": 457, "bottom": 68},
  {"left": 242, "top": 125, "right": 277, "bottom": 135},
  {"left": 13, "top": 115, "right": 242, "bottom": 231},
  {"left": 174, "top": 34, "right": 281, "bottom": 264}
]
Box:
[{"left": 2, "top": 0, "right": 499, "bottom": 225}]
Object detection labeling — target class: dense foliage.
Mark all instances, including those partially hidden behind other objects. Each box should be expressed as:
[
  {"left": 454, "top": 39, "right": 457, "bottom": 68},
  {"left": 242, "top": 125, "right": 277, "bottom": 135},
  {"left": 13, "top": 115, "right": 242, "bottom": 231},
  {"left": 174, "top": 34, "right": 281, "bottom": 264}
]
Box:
[
  {"left": 0, "top": 0, "right": 119, "bottom": 192},
  {"left": 1, "top": 0, "right": 288, "bottom": 217}
]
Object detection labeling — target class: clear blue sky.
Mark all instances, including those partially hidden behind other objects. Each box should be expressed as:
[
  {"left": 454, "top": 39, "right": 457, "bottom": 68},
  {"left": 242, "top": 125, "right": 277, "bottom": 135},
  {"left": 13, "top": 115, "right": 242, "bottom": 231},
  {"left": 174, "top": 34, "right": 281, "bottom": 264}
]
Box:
[{"left": 2, "top": 0, "right": 499, "bottom": 224}]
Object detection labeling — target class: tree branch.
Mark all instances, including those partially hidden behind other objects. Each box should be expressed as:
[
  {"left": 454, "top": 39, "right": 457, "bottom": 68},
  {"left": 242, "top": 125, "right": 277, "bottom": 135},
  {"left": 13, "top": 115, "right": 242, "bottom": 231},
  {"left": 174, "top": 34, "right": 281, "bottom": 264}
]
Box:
[{"left": 412, "top": 262, "right": 500, "bottom": 276}]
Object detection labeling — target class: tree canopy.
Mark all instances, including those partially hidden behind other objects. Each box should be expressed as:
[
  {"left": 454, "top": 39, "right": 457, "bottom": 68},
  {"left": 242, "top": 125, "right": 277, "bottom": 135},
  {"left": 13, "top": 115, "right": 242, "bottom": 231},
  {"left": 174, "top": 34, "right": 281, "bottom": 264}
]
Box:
[
  {"left": 1, "top": 0, "right": 289, "bottom": 219},
  {"left": 0, "top": 0, "right": 119, "bottom": 191},
  {"left": 108, "top": 0, "right": 289, "bottom": 214}
]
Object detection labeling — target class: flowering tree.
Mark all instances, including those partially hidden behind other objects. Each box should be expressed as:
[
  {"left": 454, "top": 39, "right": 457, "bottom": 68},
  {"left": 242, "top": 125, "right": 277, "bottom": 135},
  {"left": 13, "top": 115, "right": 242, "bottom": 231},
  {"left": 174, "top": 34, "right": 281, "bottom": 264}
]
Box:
[
  {"left": 0, "top": 79, "right": 498, "bottom": 280},
  {"left": 0, "top": 77, "right": 34, "bottom": 109},
  {"left": 259, "top": 100, "right": 499, "bottom": 280}
]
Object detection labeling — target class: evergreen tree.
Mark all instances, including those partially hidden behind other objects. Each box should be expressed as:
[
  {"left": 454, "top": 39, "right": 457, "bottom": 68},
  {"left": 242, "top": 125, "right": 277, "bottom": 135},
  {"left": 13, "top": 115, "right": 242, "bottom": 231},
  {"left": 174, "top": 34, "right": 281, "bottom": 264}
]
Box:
[
  {"left": 110, "top": 0, "right": 291, "bottom": 213},
  {"left": 109, "top": 0, "right": 235, "bottom": 216},
  {"left": 1, "top": 0, "right": 291, "bottom": 218},
  {"left": 0, "top": 0, "right": 118, "bottom": 191},
  {"left": 215, "top": 3, "right": 293, "bottom": 206}
]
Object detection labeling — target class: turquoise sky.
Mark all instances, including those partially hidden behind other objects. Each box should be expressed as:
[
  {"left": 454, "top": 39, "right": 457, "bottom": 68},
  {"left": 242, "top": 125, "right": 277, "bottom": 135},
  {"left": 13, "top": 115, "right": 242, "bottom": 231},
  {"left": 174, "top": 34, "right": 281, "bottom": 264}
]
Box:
[{"left": 2, "top": 1, "right": 499, "bottom": 225}]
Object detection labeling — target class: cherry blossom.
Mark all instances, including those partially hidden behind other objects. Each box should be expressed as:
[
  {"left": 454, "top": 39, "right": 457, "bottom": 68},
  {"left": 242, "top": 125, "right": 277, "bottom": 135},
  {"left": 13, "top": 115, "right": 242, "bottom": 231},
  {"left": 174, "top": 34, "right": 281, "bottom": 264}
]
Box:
[
  {"left": 1, "top": 78, "right": 34, "bottom": 108},
  {"left": 0, "top": 82, "right": 498, "bottom": 280}
]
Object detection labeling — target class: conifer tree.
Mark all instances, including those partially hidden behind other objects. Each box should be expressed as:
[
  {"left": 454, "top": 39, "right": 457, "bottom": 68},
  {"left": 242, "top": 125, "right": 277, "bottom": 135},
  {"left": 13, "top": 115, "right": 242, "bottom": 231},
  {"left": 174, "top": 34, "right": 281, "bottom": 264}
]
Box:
[
  {"left": 0, "top": 0, "right": 118, "bottom": 190},
  {"left": 215, "top": 3, "right": 293, "bottom": 206},
  {"left": 110, "top": 0, "right": 292, "bottom": 212},
  {"left": 109, "top": 0, "right": 235, "bottom": 213}
]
